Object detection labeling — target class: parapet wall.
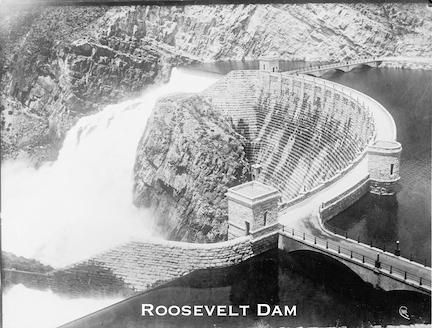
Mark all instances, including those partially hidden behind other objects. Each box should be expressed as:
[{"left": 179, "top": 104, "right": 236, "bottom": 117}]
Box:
[{"left": 4, "top": 232, "right": 279, "bottom": 298}]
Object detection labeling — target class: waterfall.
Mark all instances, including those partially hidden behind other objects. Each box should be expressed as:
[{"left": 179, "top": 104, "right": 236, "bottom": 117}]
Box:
[{"left": 1, "top": 68, "right": 221, "bottom": 268}]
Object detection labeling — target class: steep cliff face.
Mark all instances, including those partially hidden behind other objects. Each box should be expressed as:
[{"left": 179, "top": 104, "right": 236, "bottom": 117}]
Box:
[
  {"left": 1, "top": 4, "right": 431, "bottom": 163},
  {"left": 133, "top": 94, "right": 250, "bottom": 242},
  {"left": 0, "top": 6, "right": 193, "bottom": 164},
  {"left": 141, "top": 3, "right": 432, "bottom": 61}
]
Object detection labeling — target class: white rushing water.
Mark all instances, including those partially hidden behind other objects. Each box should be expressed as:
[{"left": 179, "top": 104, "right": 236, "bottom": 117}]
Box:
[
  {"left": 3, "top": 284, "right": 123, "bottom": 328},
  {"left": 2, "top": 68, "right": 221, "bottom": 328},
  {"left": 1, "top": 68, "right": 220, "bottom": 268}
]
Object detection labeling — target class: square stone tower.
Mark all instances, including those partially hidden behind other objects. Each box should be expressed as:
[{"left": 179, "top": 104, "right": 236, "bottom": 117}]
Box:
[
  {"left": 226, "top": 181, "right": 280, "bottom": 239},
  {"left": 259, "top": 52, "right": 280, "bottom": 72},
  {"left": 368, "top": 140, "right": 402, "bottom": 195}
]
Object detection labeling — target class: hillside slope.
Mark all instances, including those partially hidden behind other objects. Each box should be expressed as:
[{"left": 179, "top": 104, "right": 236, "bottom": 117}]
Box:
[{"left": 1, "top": 4, "right": 431, "bottom": 163}]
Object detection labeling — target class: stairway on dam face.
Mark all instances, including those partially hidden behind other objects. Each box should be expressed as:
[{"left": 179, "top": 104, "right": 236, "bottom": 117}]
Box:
[
  {"left": 211, "top": 66, "right": 430, "bottom": 293},
  {"left": 203, "top": 70, "right": 374, "bottom": 203}
]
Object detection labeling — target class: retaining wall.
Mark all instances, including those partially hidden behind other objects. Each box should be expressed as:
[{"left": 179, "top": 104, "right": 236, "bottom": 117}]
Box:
[
  {"left": 3, "top": 232, "right": 279, "bottom": 298},
  {"left": 320, "top": 175, "right": 370, "bottom": 222}
]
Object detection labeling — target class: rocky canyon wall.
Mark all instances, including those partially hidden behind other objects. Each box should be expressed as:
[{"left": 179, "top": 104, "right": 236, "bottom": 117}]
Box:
[
  {"left": 1, "top": 4, "right": 431, "bottom": 163},
  {"left": 142, "top": 4, "right": 432, "bottom": 62},
  {"left": 0, "top": 6, "right": 193, "bottom": 163},
  {"left": 133, "top": 93, "right": 250, "bottom": 242}
]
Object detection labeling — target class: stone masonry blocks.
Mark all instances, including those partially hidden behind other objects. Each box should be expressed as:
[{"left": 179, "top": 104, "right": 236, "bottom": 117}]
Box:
[
  {"left": 368, "top": 140, "right": 402, "bottom": 195},
  {"left": 6, "top": 233, "right": 279, "bottom": 298}
]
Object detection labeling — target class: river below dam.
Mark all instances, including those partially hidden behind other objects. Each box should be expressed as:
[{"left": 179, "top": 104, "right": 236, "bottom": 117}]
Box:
[
  {"left": 3, "top": 61, "right": 431, "bottom": 327},
  {"left": 55, "top": 249, "right": 432, "bottom": 328}
]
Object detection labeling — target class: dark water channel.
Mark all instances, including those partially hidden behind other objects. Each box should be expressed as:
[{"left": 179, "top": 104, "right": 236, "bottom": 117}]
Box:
[
  {"left": 325, "top": 68, "right": 431, "bottom": 264},
  {"left": 64, "top": 250, "right": 430, "bottom": 328}
]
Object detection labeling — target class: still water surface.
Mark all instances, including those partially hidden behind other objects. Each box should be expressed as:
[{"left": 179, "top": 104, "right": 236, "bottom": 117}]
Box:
[
  {"left": 62, "top": 250, "right": 431, "bottom": 327},
  {"left": 325, "top": 68, "right": 431, "bottom": 263}
]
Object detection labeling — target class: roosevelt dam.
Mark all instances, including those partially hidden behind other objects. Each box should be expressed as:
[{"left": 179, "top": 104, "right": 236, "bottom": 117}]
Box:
[{"left": 5, "top": 56, "right": 431, "bottom": 326}]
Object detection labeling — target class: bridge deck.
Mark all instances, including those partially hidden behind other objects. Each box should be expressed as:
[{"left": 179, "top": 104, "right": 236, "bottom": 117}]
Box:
[
  {"left": 279, "top": 228, "right": 431, "bottom": 293},
  {"left": 285, "top": 58, "right": 381, "bottom": 76},
  {"left": 286, "top": 56, "right": 432, "bottom": 82}
]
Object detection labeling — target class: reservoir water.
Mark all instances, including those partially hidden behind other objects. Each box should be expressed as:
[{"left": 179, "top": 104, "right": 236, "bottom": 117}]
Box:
[
  {"left": 3, "top": 62, "right": 431, "bottom": 327},
  {"left": 325, "top": 68, "right": 431, "bottom": 264}
]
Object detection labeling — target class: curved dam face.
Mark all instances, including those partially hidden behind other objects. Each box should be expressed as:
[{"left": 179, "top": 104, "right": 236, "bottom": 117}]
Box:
[{"left": 202, "top": 71, "right": 376, "bottom": 202}]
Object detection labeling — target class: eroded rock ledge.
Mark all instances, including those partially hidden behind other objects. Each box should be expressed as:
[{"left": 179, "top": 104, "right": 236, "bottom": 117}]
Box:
[
  {"left": 133, "top": 93, "right": 250, "bottom": 242},
  {"left": 2, "top": 4, "right": 431, "bottom": 164},
  {"left": 0, "top": 6, "right": 194, "bottom": 164}
]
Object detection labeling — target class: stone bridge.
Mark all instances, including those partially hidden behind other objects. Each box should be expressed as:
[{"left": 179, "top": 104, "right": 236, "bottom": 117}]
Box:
[
  {"left": 278, "top": 226, "right": 431, "bottom": 296},
  {"left": 286, "top": 58, "right": 382, "bottom": 77}
]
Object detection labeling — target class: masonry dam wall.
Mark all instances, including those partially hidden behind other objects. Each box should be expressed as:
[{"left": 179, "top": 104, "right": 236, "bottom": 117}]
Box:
[
  {"left": 6, "top": 70, "right": 392, "bottom": 298},
  {"left": 202, "top": 71, "right": 376, "bottom": 203}
]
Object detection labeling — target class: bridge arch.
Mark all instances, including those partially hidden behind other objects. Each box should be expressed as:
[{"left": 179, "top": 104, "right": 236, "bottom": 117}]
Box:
[
  {"left": 334, "top": 67, "right": 349, "bottom": 73},
  {"left": 285, "top": 248, "right": 430, "bottom": 297},
  {"left": 296, "top": 59, "right": 383, "bottom": 78},
  {"left": 281, "top": 248, "right": 368, "bottom": 286}
]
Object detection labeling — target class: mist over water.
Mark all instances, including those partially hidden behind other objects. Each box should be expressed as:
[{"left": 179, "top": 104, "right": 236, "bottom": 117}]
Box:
[
  {"left": 2, "top": 68, "right": 220, "bottom": 328},
  {"left": 1, "top": 68, "right": 221, "bottom": 268},
  {"left": 3, "top": 284, "right": 123, "bottom": 328}
]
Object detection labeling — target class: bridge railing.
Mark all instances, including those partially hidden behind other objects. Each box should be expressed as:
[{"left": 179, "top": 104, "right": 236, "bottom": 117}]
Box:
[
  {"left": 322, "top": 220, "right": 429, "bottom": 268},
  {"left": 280, "top": 226, "right": 431, "bottom": 290},
  {"left": 287, "top": 57, "right": 381, "bottom": 75}
]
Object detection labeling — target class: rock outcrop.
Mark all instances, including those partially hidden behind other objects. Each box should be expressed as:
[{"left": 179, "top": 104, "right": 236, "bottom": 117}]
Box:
[
  {"left": 133, "top": 93, "right": 250, "bottom": 242},
  {"left": 138, "top": 3, "right": 432, "bottom": 61},
  {"left": 0, "top": 6, "right": 194, "bottom": 164},
  {"left": 1, "top": 4, "right": 431, "bottom": 164}
]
